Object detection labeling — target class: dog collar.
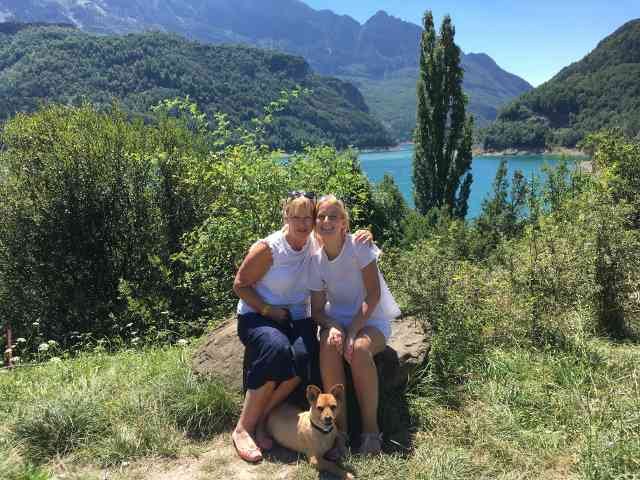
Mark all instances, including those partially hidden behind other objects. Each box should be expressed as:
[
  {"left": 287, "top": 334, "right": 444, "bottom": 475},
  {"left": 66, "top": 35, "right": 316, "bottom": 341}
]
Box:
[{"left": 311, "top": 420, "right": 334, "bottom": 435}]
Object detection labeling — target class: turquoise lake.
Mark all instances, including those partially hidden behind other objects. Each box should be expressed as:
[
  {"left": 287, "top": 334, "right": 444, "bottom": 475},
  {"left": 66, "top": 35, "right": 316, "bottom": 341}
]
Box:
[{"left": 359, "top": 144, "right": 588, "bottom": 218}]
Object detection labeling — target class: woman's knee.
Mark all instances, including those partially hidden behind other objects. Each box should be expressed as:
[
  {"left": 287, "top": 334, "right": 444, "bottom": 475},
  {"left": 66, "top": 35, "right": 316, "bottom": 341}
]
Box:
[{"left": 351, "top": 338, "right": 376, "bottom": 367}]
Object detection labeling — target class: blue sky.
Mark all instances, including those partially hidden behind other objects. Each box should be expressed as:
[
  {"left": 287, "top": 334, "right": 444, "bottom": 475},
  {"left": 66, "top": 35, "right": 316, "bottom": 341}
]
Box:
[{"left": 304, "top": 0, "right": 640, "bottom": 86}]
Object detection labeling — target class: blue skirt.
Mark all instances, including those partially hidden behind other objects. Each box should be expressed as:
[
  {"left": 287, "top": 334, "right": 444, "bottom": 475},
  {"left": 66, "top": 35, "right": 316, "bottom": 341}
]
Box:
[{"left": 237, "top": 312, "right": 319, "bottom": 391}]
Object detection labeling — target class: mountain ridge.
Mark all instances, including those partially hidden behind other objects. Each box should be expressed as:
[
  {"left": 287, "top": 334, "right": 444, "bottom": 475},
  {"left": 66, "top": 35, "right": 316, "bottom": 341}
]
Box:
[{"left": 0, "top": 0, "right": 533, "bottom": 140}]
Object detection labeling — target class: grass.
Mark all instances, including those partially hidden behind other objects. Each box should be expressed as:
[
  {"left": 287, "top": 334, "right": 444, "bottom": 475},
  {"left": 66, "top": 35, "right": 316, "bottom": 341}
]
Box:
[
  {"left": 0, "top": 344, "right": 241, "bottom": 477},
  {"left": 0, "top": 339, "right": 638, "bottom": 479}
]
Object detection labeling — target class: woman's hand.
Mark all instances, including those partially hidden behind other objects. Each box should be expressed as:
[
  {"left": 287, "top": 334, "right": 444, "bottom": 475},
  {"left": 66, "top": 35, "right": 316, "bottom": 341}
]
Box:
[
  {"left": 353, "top": 229, "right": 373, "bottom": 245},
  {"left": 267, "top": 307, "right": 290, "bottom": 324},
  {"left": 327, "top": 325, "right": 345, "bottom": 355},
  {"left": 343, "top": 330, "right": 357, "bottom": 364}
]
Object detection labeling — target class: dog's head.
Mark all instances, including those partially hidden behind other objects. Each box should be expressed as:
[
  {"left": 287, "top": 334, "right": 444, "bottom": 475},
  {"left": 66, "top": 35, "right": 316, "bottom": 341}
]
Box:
[{"left": 306, "top": 384, "right": 344, "bottom": 433}]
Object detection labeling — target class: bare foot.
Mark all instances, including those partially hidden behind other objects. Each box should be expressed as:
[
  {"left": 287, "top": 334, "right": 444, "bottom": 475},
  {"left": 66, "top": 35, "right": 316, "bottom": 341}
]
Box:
[
  {"left": 232, "top": 428, "right": 262, "bottom": 463},
  {"left": 255, "top": 422, "right": 274, "bottom": 451}
]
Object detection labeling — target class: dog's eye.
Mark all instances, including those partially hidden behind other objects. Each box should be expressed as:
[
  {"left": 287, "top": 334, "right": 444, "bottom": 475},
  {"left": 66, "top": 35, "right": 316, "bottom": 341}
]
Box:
[
  {"left": 317, "top": 406, "right": 323, "bottom": 411},
  {"left": 330, "top": 406, "right": 337, "bottom": 411}
]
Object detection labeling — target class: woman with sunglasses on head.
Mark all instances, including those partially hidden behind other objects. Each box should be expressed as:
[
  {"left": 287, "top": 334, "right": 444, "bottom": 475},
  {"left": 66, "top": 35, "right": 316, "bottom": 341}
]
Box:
[
  {"left": 232, "top": 191, "right": 372, "bottom": 463},
  {"left": 309, "top": 195, "right": 400, "bottom": 456}
]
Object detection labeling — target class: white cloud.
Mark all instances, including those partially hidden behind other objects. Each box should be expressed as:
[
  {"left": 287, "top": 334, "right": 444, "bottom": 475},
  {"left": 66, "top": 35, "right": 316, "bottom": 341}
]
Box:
[{"left": 0, "top": 10, "right": 15, "bottom": 22}]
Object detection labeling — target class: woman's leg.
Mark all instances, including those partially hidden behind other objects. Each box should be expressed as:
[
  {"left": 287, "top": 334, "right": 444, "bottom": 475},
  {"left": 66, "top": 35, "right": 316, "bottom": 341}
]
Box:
[
  {"left": 235, "top": 314, "right": 298, "bottom": 459},
  {"left": 232, "top": 382, "right": 275, "bottom": 462},
  {"left": 255, "top": 376, "right": 301, "bottom": 449},
  {"left": 319, "top": 327, "right": 348, "bottom": 434},
  {"left": 256, "top": 319, "right": 317, "bottom": 448},
  {"left": 350, "top": 326, "right": 386, "bottom": 436}
]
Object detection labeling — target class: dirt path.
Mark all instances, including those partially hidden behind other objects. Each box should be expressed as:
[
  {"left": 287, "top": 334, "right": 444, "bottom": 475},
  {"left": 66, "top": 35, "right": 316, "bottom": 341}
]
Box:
[{"left": 102, "top": 434, "right": 302, "bottom": 480}]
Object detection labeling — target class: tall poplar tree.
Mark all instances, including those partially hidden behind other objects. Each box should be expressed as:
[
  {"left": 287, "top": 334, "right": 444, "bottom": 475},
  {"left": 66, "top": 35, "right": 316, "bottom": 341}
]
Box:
[{"left": 413, "top": 11, "right": 474, "bottom": 217}]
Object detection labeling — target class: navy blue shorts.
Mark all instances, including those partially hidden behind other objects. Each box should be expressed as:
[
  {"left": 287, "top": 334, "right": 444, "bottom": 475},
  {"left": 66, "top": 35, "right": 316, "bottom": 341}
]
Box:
[{"left": 237, "top": 313, "right": 319, "bottom": 391}]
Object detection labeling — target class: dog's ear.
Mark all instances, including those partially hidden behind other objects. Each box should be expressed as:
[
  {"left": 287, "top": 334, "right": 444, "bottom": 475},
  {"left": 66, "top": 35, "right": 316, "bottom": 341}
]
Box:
[
  {"left": 329, "top": 383, "right": 344, "bottom": 401},
  {"left": 306, "top": 385, "right": 321, "bottom": 405}
]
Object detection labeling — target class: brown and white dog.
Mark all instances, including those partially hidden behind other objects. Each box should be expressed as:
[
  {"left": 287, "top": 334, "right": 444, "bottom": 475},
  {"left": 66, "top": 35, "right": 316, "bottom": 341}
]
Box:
[{"left": 267, "top": 384, "right": 354, "bottom": 479}]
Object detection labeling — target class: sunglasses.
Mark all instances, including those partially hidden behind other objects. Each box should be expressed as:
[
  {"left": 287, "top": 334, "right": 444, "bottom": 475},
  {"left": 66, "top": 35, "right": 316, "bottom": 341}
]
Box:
[{"left": 288, "top": 191, "right": 316, "bottom": 200}]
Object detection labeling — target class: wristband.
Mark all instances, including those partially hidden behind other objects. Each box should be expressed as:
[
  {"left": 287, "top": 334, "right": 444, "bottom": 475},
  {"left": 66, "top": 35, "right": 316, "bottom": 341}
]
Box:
[{"left": 260, "top": 304, "right": 272, "bottom": 317}]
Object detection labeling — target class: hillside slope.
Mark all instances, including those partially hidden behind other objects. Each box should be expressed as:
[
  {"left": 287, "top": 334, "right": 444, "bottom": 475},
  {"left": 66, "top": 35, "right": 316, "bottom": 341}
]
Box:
[
  {"left": 484, "top": 19, "right": 640, "bottom": 151},
  {"left": 0, "top": 23, "right": 392, "bottom": 150},
  {"left": 0, "top": 1, "right": 532, "bottom": 141}
]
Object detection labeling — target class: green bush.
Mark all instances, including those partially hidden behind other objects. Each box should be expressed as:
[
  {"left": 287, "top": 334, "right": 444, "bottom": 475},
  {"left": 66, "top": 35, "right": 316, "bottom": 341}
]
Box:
[
  {"left": 0, "top": 102, "right": 215, "bottom": 350},
  {"left": 388, "top": 225, "right": 486, "bottom": 387},
  {"left": 471, "top": 159, "right": 529, "bottom": 259},
  {"left": 0, "top": 105, "right": 169, "bottom": 344}
]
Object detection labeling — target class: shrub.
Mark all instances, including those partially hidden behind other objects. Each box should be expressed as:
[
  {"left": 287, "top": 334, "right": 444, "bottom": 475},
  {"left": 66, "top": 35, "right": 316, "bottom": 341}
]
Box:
[
  {"left": 0, "top": 104, "right": 195, "bottom": 346},
  {"left": 389, "top": 225, "right": 487, "bottom": 387}
]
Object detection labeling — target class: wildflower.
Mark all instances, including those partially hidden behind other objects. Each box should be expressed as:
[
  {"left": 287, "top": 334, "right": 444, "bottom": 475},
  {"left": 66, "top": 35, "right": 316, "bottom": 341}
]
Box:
[
  {"left": 11, "top": 356, "right": 20, "bottom": 363},
  {"left": 38, "top": 343, "right": 49, "bottom": 352},
  {"left": 131, "top": 337, "right": 140, "bottom": 344},
  {"left": 177, "top": 339, "right": 188, "bottom": 346},
  {"left": 49, "top": 357, "right": 62, "bottom": 363},
  {"left": 32, "top": 321, "right": 40, "bottom": 327},
  {"left": 47, "top": 340, "right": 58, "bottom": 346},
  {"left": 16, "top": 338, "right": 26, "bottom": 343},
  {"left": 126, "top": 323, "right": 133, "bottom": 328}
]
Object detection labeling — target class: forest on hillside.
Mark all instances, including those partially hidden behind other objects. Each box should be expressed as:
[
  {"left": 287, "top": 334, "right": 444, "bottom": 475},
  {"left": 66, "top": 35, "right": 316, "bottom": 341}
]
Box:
[
  {"left": 0, "top": 24, "right": 393, "bottom": 151},
  {"left": 483, "top": 19, "right": 640, "bottom": 151}
]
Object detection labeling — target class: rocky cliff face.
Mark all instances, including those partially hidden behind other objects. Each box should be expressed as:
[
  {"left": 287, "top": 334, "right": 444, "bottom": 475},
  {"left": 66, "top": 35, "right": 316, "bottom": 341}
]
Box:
[{"left": 0, "top": 1, "right": 528, "bottom": 82}]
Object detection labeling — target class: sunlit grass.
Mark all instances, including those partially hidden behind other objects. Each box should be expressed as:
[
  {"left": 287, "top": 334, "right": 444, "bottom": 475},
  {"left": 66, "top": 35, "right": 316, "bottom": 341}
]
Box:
[
  {"left": 0, "top": 345, "right": 241, "bottom": 475},
  {"left": 0, "top": 340, "right": 638, "bottom": 479}
]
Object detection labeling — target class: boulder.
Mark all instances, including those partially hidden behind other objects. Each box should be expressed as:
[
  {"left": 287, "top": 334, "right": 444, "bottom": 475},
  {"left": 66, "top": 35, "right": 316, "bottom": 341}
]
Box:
[
  {"left": 192, "top": 318, "right": 245, "bottom": 392},
  {"left": 192, "top": 316, "right": 430, "bottom": 392}
]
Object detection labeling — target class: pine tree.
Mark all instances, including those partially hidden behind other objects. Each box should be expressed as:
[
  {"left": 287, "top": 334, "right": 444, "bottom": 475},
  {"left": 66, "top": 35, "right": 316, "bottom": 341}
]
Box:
[{"left": 413, "top": 11, "right": 474, "bottom": 217}]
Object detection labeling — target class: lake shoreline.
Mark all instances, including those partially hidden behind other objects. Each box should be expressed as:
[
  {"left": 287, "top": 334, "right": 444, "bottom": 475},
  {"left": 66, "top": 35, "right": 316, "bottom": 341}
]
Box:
[
  {"left": 362, "top": 143, "right": 588, "bottom": 158},
  {"left": 474, "top": 146, "right": 588, "bottom": 157}
]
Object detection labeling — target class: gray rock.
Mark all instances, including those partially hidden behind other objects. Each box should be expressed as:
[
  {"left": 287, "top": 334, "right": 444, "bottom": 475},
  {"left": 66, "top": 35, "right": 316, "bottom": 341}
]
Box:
[
  {"left": 192, "top": 318, "right": 245, "bottom": 392},
  {"left": 378, "top": 316, "right": 430, "bottom": 389},
  {"left": 191, "top": 316, "right": 430, "bottom": 392}
]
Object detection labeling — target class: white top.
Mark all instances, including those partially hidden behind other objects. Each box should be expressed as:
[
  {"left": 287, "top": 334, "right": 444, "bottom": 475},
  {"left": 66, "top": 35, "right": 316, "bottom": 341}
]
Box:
[
  {"left": 307, "top": 234, "right": 400, "bottom": 329},
  {"left": 237, "top": 229, "right": 318, "bottom": 320}
]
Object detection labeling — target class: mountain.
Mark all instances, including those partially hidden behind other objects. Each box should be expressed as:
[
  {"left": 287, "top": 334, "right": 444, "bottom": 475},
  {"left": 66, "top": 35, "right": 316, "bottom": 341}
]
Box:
[
  {"left": 0, "top": 0, "right": 533, "bottom": 141},
  {"left": 0, "top": 24, "right": 392, "bottom": 150},
  {"left": 484, "top": 19, "right": 640, "bottom": 151}
]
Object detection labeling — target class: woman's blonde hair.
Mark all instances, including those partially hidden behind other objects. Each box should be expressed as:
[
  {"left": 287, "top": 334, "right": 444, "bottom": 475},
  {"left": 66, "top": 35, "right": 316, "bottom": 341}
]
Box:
[
  {"left": 315, "top": 194, "right": 350, "bottom": 232},
  {"left": 281, "top": 193, "right": 315, "bottom": 224}
]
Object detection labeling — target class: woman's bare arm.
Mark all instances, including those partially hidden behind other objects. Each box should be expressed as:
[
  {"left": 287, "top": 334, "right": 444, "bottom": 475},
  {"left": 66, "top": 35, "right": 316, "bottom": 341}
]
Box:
[{"left": 233, "top": 242, "right": 288, "bottom": 322}]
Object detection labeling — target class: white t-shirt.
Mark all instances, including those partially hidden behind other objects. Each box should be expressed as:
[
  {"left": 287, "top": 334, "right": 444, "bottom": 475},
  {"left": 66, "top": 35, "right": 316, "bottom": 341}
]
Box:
[
  {"left": 237, "top": 229, "right": 319, "bottom": 320},
  {"left": 307, "top": 234, "right": 400, "bottom": 337}
]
